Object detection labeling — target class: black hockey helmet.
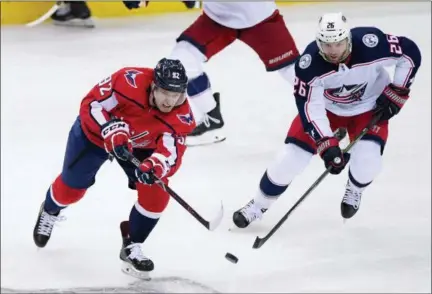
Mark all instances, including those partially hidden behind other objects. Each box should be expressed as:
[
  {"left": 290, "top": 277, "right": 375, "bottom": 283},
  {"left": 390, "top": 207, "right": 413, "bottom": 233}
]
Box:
[{"left": 153, "top": 58, "right": 188, "bottom": 93}]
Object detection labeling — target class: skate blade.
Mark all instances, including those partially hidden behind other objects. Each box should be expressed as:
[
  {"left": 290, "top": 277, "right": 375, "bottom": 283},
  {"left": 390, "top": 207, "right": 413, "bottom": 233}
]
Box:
[
  {"left": 52, "top": 18, "right": 95, "bottom": 28},
  {"left": 121, "top": 262, "right": 152, "bottom": 281},
  {"left": 186, "top": 131, "right": 226, "bottom": 147}
]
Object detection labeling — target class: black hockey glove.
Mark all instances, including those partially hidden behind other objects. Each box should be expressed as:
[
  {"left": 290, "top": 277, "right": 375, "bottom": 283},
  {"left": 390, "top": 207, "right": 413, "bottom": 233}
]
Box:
[
  {"left": 374, "top": 83, "right": 410, "bottom": 121},
  {"left": 317, "top": 137, "right": 350, "bottom": 175}
]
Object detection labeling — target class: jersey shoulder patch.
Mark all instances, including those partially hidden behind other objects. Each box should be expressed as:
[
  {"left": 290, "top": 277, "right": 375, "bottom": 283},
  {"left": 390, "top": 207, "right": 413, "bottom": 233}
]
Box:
[
  {"left": 298, "top": 53, "right": 313, "bottom": 69},
  {"left": 112, "top": 67, "right": 153, "bottom": 98},
  {"left": 160, "top": 101, "right": 196, "bottom": 134},
  {"left": 175, "top": 102, "right": 196, "bottom": 129},
  {"left": 361, "top": 33, "right": 380, "bottom": 48},
  {"left": 117, "top": 67, "right": 152, "bottom": 88}
]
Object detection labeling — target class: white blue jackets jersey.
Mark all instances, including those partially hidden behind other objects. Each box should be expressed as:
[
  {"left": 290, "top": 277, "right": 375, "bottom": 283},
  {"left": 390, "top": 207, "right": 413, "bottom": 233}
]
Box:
[{"left": 293, "top": 26, "right": 422, "bottom": 142}]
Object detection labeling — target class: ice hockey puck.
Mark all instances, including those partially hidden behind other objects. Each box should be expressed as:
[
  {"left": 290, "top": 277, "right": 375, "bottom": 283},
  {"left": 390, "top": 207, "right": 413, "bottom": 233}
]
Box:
[{"left": 225, "top": 252, "right": 238, "bottom": 264}]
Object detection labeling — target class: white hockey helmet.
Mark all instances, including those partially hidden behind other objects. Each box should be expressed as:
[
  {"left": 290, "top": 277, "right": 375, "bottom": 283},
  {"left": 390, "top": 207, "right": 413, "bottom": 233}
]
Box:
[{"left": 316, "top": 13, "right": 352, "bottom": 62}]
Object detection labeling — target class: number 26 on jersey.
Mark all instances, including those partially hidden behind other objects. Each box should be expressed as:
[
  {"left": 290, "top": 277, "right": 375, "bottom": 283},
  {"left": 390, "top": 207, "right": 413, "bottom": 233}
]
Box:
[{"left": 294, "top": 76, "right": 308, "bottom": 97}]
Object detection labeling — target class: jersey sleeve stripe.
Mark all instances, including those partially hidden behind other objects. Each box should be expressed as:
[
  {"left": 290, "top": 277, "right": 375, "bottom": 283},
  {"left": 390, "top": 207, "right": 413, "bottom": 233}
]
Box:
[
  {"left": 99, "top": 92, "right": 119, "bottom": 112},
  {"left": 90, "top": 101, "right": 110, "bottom": 126},
  {"left": 399, "top": 54, "right": 415, "bottom": 87},
  {"left": 305, "top": 87, "right": 325, "bottom": 139},
  {"left": 161, "top": 133, "right": 177, "bottom": 167}
]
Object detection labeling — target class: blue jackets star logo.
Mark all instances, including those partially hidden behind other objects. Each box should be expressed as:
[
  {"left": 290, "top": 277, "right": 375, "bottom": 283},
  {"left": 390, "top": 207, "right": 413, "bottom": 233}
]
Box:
[
  {"left": 324, "top": 82, "right": 368, "bottom": 104},
  {"left": 124, "top": 69, "right": 142, "bottom": 88}
]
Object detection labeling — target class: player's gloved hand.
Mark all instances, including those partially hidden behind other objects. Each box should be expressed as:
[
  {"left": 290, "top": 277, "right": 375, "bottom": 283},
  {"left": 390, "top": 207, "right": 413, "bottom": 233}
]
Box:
[
  {"left": 317, "top": 137, "right": 350, "bottom": 175},
  {"left": 122, "top": 1, "right": 146, "bottom": 9},
  {"left": 101, "top": 119, "right": 132, "bottom": 161},
  {"left": 374, "top": 83, "right": 410, "bottom": 121},
  {"left": 135, "top": 156, "right": 168, "bottom": 185}
]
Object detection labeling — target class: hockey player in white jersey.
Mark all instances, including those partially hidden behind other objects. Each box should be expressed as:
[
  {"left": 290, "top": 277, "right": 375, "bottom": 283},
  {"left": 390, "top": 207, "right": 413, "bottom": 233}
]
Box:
[{"left": 233, "top": 12, "right": 422, "bottom": 227}]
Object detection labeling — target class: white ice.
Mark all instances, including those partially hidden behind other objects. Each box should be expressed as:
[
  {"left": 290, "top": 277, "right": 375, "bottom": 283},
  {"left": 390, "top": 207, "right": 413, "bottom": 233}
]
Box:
[{"left": 1, "top": 2, "right": 431, "bottom": 293}]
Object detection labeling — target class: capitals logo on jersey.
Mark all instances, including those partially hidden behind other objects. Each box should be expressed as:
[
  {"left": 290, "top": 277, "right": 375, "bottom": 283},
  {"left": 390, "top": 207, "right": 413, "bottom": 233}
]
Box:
[
  {"left": 124, "top": 69, "right": 142, "bottom": 88},
  {"left": 324, "top": 82, "right": 368, "bottom": 104},
  {"left": 177, "top": 112, "right": 194, "bottom": 125}
]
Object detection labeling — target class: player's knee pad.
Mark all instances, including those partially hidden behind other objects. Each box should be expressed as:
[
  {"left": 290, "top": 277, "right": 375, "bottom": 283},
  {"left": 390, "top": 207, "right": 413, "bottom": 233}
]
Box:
[
  {"left": 136, "top": 183, "right": 170, "bottom": 218},
  {"left": 266, "top": 143, "right": 313, "bottom": 186},
  {"left": 169, "top": 41, "right": 206, "bottom": 80},
  {"left": 51, "top": 175, "right": 87, "bottom": 206},
  {"left": 349, "top": 140, "right": 382, "bottom": 185}
]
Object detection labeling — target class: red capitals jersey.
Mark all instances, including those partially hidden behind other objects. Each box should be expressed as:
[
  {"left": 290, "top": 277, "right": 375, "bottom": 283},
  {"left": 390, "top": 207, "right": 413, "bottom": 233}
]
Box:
[{"left": 79, "top": 67, "right": 196, "bottom": 177}]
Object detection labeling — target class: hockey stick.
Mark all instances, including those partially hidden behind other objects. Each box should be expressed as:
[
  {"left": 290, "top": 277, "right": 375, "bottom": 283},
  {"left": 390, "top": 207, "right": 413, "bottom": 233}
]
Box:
[
  {"left": 252, "top": 115, "right": 382, "bottom": 249},
  {"left": 124, "top": 150, "right": 224, "bottom": 231},
  {"left": 25, "top": 2, "right": 61, "bottom": 27}
]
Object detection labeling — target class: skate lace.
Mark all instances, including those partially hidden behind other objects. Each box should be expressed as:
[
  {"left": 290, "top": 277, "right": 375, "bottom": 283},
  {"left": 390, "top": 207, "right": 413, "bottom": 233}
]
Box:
[
  {"left": 240, "top": 200, "right": 266, "bottom": 223},
  {"left": 38, "top": 211, "right": 66, "bottom": 236},
  {"left": 342, "top": 186, "right": 362, "bottom": 209},
  {"left": 126, "top": 243, "right": 149, "bottom": 262},
  {"left": 201, "top": 114, "right": 221, "bottom": 128}
]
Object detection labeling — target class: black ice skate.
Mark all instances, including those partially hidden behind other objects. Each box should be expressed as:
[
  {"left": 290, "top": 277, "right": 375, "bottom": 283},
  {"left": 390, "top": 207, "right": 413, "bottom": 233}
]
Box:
[
  {"left": 233, "top": 200, "right": 267, "bottom": 228},
  {"left": 341, "top": 180, "right": 364, "bottom": 219},
  {"left": 119, "top": 221, "right": 154, "bottom": 280},
  {"left": 33, "top": 202, "right": 65, "bottom": 248},
  {"left": 182, "top": 1, "right": 197, "bottom": 9},
  {"left": 51, "top": 1, "right": 94, "bottom": 28},
  {"left": 186, "top": 93, "right": 226, "bottom": 146}
]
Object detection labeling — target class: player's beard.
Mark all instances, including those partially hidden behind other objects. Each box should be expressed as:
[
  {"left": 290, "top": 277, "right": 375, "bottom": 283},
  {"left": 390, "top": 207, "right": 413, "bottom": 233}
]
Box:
[{"left": 320, "top": 49, "right": 350, "bottom": 64}]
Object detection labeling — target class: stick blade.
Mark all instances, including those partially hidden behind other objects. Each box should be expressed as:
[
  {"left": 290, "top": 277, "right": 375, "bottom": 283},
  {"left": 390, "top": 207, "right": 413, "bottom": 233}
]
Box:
[
  {"left": 252, "top": 236, "right": 265, "bottom": 249},
  {"left": 207, "top": 201, "right": 224, "bottom": 231}
]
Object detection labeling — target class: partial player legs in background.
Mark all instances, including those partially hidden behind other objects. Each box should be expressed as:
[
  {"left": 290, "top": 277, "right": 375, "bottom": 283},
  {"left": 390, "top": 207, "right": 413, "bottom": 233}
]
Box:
[
  {"left": 239, "top": 10, "right": 299, "bottom": 83},
  {"left": 51, "top": 1, "right": 94, "bottom": 28},
  {"left": 171, "top": 14, "right": 236, "bottom": 146},
  {"left": 33, "top": 117, "right": 108, "bottom": 248},
  {"left": 172, "top": 10, "right": 299, "bottom": 146}
]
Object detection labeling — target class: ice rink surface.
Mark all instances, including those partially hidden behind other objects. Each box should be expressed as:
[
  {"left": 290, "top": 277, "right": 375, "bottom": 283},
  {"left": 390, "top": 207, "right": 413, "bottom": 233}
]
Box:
[{"left": 1, "top": 2, "right": 431, "bottom": 293}]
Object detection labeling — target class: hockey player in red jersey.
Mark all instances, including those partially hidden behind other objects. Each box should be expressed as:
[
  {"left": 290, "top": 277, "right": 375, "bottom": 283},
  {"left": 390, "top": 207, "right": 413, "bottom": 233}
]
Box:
[{"left": 32, "top": 58, "right": 195, "bottom": 279}]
